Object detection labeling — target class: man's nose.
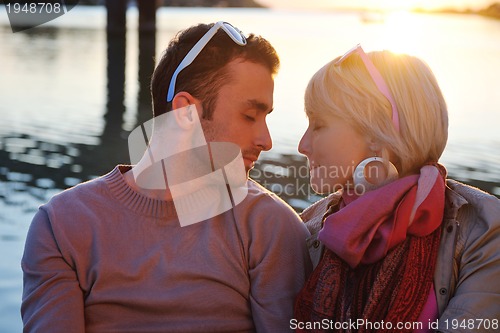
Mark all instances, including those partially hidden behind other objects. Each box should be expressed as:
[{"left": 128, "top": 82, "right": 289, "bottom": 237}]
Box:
[{"left": 255, "top": 122, "right": 272, "bottom": 151}]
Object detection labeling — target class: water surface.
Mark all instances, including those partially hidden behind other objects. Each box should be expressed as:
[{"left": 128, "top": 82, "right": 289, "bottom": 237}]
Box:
[{"left": 1, "top": 6, "right": 499, "bottom": 332}]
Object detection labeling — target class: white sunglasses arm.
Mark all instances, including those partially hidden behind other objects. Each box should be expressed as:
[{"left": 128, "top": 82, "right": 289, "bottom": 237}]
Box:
[{"left": 167, "top": 22, "right": 224, "bottom": 102}]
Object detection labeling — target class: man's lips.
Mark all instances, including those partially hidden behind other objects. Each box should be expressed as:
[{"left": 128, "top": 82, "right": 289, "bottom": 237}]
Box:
[
  {"left": 242, "top": 154, "right": 259, "bottom": 169},
  {"left": 243, "top": 156, "right": 258, "bottom": 164}
]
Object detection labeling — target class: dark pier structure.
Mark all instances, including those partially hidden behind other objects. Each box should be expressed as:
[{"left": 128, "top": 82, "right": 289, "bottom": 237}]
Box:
[{"left": 105, "top": 0, "right": 158, "bottom": 132}]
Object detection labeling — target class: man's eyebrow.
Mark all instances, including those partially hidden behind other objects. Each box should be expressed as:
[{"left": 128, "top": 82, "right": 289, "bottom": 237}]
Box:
[{"left": 246, "top": 99, "right": 273, "bottom": 114}]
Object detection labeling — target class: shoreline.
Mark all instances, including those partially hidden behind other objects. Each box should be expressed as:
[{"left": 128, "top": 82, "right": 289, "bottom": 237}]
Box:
[{"left": 412, "top": 2, "right": 500, "bottom": 20}]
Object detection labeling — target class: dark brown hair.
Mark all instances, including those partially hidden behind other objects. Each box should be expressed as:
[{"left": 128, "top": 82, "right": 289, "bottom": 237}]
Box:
[{"left": 151, "top": 22, "right": 280, "bottom": 119}]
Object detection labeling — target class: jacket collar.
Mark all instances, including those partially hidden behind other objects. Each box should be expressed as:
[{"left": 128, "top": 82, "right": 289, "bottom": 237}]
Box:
[{"left": 444, "top": 179, "right": 469, "bottom": 220}]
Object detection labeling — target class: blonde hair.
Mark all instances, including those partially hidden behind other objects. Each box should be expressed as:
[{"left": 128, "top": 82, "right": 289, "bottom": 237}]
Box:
[{"left": 305, "top": 50, "right": 448, "bottom": 175}]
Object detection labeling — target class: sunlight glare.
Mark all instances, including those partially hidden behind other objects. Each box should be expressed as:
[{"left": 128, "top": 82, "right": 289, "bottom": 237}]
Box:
[
  {"left": 257, "top": 0, "right": 493, "bottom": 12},
  {"left": 364, "top": 0, "right": 419, "bottom": 11},
  {"left": 380, "top": 11, "right": 428, "bottom": 56}
]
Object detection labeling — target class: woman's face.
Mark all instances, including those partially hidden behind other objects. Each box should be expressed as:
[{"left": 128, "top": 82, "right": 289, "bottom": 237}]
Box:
[{"left": 298, "top": 111, "right": 371, "bottom": 194}]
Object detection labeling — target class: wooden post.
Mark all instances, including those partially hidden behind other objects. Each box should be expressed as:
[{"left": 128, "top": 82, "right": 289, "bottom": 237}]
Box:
[
  {"left": 138, "top": 0, "right": 158, "bottom": 35},
  {"left": 104, "top": 0, "right": 127, "bottom": 129},
  {"left": 137, "top": 0, "right": 158, "bottom": 124},
  {"left": 106, "top": 0, "right": 127, "bottom": 35}
]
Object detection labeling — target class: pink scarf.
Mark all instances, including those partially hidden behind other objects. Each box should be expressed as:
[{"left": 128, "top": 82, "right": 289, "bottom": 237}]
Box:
[
  {"left": 318, "top": 164, "right": 446, "bottom": 268},
  {"left": 294, "top": 164, "right": 446, "bottom": 332}
]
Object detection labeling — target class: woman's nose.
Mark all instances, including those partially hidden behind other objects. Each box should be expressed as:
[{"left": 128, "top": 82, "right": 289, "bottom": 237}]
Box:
[{"left": 298, "top": 128, "right": 310, "bottom": 156}]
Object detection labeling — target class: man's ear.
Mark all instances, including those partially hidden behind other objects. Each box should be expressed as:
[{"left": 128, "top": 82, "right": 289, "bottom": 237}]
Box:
[
  {"left": 171, "top": 92, "right": 194, "bottom": 110},
  {"left": 172, "top": 92, "right": 203, "bottom": 118},
  {"left": 172, "top": 92, "right": 198, "bottom": 130}
]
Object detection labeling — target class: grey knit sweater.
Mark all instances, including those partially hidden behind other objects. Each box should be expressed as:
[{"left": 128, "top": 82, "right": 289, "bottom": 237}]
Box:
[{"left": 21, "top": 165, "right": 312, "bottom": 333}]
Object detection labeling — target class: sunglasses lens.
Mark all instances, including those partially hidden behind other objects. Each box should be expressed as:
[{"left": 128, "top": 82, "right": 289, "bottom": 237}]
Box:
[{"left": 223, "top": 22, "right": 247, "bottom": 45}]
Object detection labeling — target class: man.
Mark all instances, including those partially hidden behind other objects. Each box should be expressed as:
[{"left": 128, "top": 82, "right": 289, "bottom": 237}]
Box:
[{"left": 21, "top": 22, "right": 311, "bottom": 333}]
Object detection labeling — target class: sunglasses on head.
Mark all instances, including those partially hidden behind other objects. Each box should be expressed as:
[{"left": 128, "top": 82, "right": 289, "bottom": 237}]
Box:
[
  {"left": 335, "top": 44, "right": 400, "bottom": 133},
  {"left": 166, "top": 21, "right": 247, "bottom": 103}
]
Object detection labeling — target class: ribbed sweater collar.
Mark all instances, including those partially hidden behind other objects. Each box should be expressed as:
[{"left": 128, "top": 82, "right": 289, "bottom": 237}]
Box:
[{"left": 103, "top": 165, "right": 177, "bottom": 219}]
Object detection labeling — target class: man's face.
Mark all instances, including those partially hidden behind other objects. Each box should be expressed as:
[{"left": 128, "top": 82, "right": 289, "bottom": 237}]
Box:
[{"left": 200, "top": 59, "right": 274, "bottom": 174}]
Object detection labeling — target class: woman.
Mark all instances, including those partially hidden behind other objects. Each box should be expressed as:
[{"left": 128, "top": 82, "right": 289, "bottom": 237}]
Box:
[{"left": 294, "top": 45, "right": 500, "bottom": 333}]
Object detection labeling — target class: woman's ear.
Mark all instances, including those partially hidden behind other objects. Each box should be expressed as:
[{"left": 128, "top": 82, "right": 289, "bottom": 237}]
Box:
[{"left": 366, "top": 137, "right": 382, "bottom": 154}]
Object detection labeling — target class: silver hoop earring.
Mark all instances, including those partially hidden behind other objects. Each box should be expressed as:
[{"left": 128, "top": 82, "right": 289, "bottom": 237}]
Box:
[{"left": 353, "top": 156, "right": 399, "bottom": 192}]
